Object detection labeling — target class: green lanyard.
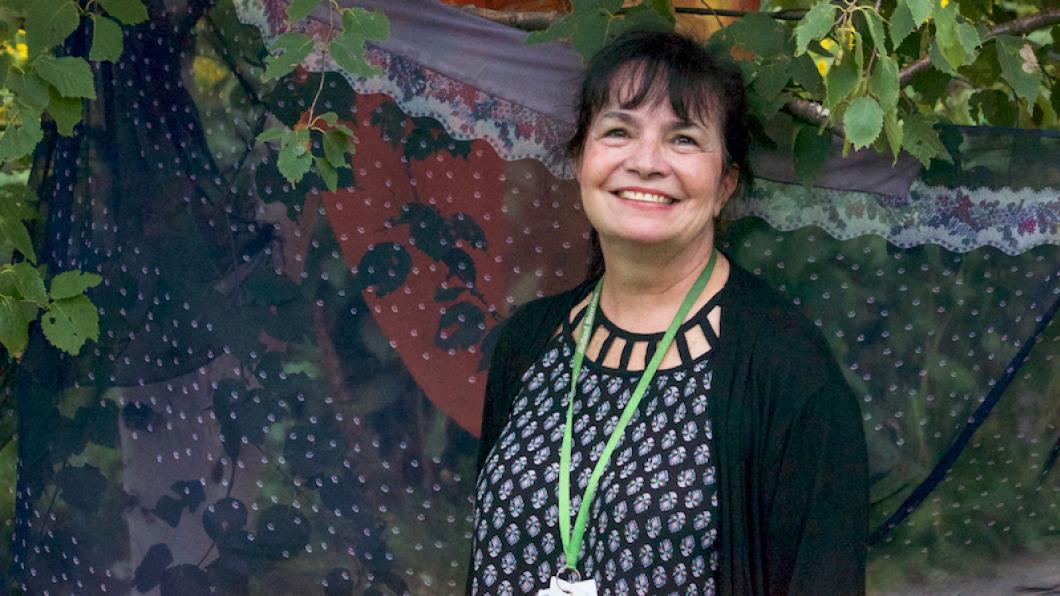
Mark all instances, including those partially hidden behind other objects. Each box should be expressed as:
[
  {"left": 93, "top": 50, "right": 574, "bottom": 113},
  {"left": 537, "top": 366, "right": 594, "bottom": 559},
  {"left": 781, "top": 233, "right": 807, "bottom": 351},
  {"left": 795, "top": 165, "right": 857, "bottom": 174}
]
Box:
[{"left": 558, "top": 249, "right": 718, "bottom": 574}]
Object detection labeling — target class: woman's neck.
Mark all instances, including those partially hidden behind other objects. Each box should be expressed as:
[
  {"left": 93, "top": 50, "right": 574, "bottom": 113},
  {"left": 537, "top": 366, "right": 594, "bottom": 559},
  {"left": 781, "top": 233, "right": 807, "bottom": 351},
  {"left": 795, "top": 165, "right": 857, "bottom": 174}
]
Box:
[{"left": 597, "top": 235, "right": 728, "bottom": 334}]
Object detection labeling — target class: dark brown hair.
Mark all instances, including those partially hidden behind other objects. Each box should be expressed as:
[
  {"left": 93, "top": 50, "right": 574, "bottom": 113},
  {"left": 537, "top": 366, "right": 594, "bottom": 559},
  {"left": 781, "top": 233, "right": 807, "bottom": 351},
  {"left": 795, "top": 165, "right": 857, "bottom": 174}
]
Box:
[{"left": 569, "top": 29, "right": 752, "bottom": 279}]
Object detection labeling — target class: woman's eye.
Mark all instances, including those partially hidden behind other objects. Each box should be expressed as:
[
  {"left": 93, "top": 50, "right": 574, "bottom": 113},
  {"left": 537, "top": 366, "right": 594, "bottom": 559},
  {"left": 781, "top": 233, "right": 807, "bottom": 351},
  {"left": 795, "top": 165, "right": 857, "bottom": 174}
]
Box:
[
  {"left": 603, "top": 128, "right": 628, "bottom": 138},
  {"left": 673, "top": 135, "right": 698, "bottom": 146}
]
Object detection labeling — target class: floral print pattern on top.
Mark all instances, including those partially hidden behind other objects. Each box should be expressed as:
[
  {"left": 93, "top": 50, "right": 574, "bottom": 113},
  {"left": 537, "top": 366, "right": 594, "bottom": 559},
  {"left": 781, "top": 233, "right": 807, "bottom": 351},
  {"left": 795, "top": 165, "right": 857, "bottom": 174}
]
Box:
[{"left": 471, "top": 329, "right": 720, "bottom": 595}]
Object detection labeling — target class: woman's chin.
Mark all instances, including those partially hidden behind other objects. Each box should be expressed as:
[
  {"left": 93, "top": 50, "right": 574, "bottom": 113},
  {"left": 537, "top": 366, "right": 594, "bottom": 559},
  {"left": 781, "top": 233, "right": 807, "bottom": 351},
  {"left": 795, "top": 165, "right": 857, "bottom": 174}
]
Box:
[{"left": 601, "top": 231, "right": 684, "bottom": 249}]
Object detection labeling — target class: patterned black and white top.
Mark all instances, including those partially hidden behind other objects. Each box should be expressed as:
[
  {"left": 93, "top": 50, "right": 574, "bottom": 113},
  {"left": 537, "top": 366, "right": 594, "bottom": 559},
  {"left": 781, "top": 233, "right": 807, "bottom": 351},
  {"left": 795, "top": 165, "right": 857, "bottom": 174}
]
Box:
[{"left": 471, "top": 298, "right": 722, "bottom": 596}]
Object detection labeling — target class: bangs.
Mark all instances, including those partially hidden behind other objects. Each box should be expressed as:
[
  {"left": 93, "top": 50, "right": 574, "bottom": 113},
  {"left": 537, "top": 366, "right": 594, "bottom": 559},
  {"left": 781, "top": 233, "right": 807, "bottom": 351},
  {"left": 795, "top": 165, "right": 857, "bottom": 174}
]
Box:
[{"left": 600, "top": 60, "right": 718, "bottom": 128}]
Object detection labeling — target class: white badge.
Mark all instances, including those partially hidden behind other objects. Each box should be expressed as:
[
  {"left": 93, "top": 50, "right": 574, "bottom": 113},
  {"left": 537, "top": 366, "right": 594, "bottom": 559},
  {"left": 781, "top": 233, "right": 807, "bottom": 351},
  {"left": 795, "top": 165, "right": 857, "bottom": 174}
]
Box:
[{"left": 537, "top": 576, "right": 598, "bottom": 596}]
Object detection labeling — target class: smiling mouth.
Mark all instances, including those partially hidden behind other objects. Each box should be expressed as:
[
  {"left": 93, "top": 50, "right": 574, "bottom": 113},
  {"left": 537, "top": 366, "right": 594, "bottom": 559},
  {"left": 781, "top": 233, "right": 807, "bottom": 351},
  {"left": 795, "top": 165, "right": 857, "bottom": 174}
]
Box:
[{"left": 616, "top": 190, "right": 675, "bottom": 205}]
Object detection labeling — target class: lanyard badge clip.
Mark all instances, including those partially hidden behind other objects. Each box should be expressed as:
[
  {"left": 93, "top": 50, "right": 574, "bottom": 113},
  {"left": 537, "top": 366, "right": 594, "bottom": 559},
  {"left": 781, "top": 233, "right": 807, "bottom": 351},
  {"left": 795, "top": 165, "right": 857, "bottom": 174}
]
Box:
[{"left": 538, "top": 568, "right": 598, "bottom": 595}]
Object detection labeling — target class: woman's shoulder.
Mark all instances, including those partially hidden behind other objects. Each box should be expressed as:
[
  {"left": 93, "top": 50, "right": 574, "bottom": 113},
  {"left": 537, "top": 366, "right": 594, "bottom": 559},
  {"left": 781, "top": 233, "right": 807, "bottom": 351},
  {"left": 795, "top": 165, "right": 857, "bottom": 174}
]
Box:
[
  {"left": 723, "top": 263, "right": 814, "bottom": 325},
  {"left": 721, "top": 262, "right": 833, "bottom": 357}
]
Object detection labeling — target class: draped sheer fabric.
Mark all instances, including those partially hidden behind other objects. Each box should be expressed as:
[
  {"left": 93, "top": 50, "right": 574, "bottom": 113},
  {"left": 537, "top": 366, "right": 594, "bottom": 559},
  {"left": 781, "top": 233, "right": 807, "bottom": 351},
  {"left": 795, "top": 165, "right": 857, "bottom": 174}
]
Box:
[{"left": 6, "top": 0, "right": 1058, "bottom": 593}]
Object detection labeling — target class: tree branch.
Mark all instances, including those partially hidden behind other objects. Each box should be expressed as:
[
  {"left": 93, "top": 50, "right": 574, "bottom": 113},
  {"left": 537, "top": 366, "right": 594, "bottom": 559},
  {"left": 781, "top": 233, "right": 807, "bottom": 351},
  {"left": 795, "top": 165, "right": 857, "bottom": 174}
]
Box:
[
  {"left": 460, "top": 6, "right": 807, "bottom": 31},
  {"left": 459, "top": 7, "right": 560, "bottom": 31},
  {"left": 783, "top": 98, "right": 836, "bottom": 133},
  {"left": 673, "top": 7, "right": 807, "bottom": 20},
  {"left": 899, "top": 8, "right": 1060, "bottom": 85}
]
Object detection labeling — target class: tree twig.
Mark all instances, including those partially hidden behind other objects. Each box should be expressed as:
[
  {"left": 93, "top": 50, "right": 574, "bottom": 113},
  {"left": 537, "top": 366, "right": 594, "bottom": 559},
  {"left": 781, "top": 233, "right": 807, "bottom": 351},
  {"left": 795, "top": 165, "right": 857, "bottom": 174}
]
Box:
[{"left": 783, "top": 98, "right": 839, "bottom": 134}]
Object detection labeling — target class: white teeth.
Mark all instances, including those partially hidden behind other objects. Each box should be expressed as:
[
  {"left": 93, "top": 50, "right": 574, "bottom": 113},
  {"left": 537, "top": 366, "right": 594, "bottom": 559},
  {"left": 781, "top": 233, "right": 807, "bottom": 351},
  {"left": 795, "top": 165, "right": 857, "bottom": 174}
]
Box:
[{"left": 618, "top": 190, "right": 674, "bottom": 204}]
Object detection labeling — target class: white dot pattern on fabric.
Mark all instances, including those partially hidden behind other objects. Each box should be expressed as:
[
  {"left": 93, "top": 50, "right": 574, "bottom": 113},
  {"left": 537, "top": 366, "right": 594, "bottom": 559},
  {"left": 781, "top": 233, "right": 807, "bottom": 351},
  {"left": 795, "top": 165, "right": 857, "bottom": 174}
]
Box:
[{"left": 471, "top": 321, "right": 720, "bottom": 595}]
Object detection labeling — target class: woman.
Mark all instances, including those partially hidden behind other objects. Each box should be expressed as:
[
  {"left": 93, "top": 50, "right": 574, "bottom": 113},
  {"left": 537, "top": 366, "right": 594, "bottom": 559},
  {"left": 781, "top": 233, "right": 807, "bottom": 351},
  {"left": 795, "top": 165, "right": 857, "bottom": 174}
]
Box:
[{"left": 470, "top": 30, "right": 867, "bottom": 595}]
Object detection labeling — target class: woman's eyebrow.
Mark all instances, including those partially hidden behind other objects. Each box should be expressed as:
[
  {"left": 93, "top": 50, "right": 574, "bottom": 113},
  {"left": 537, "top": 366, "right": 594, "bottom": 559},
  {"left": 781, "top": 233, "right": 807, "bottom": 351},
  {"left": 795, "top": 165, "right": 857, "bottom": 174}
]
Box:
[
  {"left": 669, "top": 120, "right": 709, "bottom": 133},
  {"left": 597, "top": 111, "right": 636, "bottom": 124},
  {"left": 597, "top": 111, "right": 710, "bottom": 135}
]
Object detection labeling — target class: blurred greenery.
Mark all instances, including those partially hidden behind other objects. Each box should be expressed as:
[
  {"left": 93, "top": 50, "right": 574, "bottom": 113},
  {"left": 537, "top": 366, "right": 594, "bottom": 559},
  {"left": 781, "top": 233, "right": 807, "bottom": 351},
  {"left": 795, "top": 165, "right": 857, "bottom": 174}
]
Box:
[{"left": 723, "top": 219, "right": 1060, "bottom": 592}]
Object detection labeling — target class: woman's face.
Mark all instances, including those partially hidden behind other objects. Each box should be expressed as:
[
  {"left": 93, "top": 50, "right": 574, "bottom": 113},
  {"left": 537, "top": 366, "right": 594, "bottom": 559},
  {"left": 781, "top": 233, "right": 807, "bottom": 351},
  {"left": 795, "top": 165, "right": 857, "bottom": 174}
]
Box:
[{"left": 576, "top": 87, "right": 738, "bottom": 258}]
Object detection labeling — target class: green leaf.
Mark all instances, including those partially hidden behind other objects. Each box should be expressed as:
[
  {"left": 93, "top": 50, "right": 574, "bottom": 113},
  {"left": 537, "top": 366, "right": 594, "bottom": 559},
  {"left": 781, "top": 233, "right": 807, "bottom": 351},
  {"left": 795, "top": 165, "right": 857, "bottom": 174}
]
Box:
[
  {"left": 906, "top": 66, "right": 952, "bottom": 103},
  {"left": 869, "top": 54, "right": 899, "bottom": 113},
  {"left": 791, "top": 54, "right": 825, "bottom": 95},
  {"left": 36, "top": 56, "right": 97, "bottom": 99},
  {"left": 957, "top": 23, "right": 980, "bottom": 58},
  {"left": 901, "top": 114, "right": 947, "bottom": 166},
  {"left": 0, "top": 185, "right": 39, "bottom": 220},
  {"left": 883, "top": 108, "right": 902, "bottom": 160},
  {"left": 98, "top": 0, "right": 149, "bottom": 25},
  {"left": 0, "top": 55, "right": 9, "bottom": 90},
  {"left": 852, "top": 30, "right": 865, "bottom": 72},
  {"left": 970, "top": 89, "right": 1017, "bottom": 125},
  {"left": 315, "top": 111, "right": 339, "bottom": 126},
  {"left": 904, "top": 0, "right": 932, "bottom": 28},
  {"left": 795, "top": 3, "right": 836, "bottom": 56},
  {"left": 933, "top": 3, "right": 976, "bottom": 70},
  {"left": 621, "top": 0, "right": 675, "bottom": 33},
  {"left": 792, "top": 125, "right": 832, "bottom": 186},
  {"left": 42, "top": 295, "right": 100, "bottom": 355},
  {"left": 995, "top": 35, "right": 1042, "bottom": 106},
  {"left": 928, "top": 42, "right": 958, "bottom": 76},
  {"left": 861, "top": 9, "right": 888, "bottom": 53},
  {"left": 314, "top": 156, "right": 337, "bottom": 191},
  {"left": 889, "top": 2, "right": 916, "bottom": 49},
  {"left": 330, "top": 38, "right": 377, "bottom": 77},
  {"left": 263, "top": 32, "right": 314, "bottom": 81},
  {"left": 0, "top": 186, "right": 39, "bottom": 265},
  {"left": 50, "top": 270, "right": 103, "bottom": 300},
  {"left": 25, "top": 0, "right": 80, "bottom": 56},
  {"left": 727, "top": 12, "right": 790, "bottom": 59},
  {"left": 824, "top": 57, "right": 859, "bottom": 110},
  {"left": 341, "top": 6, "right": 390, "bottom": 41},
  {"left": 0, "top": 263, "right": 48, "bottom": 305},
  {"left": 89, "top": 15, "right": 124, "bottom": 62},
  {"left": 277, "top": 137, "right": 313, "bottom": 184},
  {"left": 0, "top": 295, "right": 29, "bottom": 356},
  {"left": 322, "top": 130, "right": 351, "bottom": 169},
  {"left": 526, "top": 0, "right": 622, "bottom": 60},
  {"left": 0, "top": 207, "right": 36, "bottom": 263},
  {"left": 256, "top": 126, "right": 288, "bottom": 143},
  {"left": 960, "top": 46, "right": 1002, "bottom": 89},
  {"left": 748, "top": 59, "right": 791, "bottom": 117},
  {"left": 47, "top": 85, "right": 83, "bottom": 136},
  {"left": 329, "top": 7, "right": 390, "bottom": 76},
  {"left": 286, "top": 0, "right": 320, "bottom": 22},
  {"left": 843, "top": 96, "right": 884, "bottom": 150},
  {"left": 527, "top": 19, "right": 577, "bottom": 48},
  {"left": 6, "top": 72, "right": 50, "bottom": 112},
  {"left": 0, "top": 116, "right": 43, "bottom": 164}
]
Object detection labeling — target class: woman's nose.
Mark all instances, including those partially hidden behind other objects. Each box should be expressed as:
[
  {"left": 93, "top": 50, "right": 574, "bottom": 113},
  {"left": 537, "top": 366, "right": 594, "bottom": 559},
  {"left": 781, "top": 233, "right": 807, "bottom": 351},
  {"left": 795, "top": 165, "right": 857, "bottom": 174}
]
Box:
[{"left": 625, "top": 138, "right": 668, "bottom": 177}]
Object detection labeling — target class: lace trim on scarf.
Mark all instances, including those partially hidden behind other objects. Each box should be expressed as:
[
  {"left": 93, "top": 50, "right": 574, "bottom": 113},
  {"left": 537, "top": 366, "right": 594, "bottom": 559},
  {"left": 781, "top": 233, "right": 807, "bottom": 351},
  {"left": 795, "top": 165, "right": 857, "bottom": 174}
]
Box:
[{"left": 726, "top": 179, "right": 1060, "bottom": 256}]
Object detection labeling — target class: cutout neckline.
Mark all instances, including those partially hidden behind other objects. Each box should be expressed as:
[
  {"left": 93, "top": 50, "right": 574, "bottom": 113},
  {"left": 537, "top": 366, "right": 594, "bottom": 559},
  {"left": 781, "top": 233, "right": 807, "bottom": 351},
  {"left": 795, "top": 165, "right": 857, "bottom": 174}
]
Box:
[{"left": 561, "top": 283, "right": 727, "bottom": 374}]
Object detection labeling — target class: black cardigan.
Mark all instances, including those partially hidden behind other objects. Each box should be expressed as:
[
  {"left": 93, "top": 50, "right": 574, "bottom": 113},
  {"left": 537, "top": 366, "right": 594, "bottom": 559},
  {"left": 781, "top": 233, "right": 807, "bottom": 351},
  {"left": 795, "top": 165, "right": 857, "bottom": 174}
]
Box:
[{"left": 474, "top": 264, "right": 868, "bottom": 595}]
